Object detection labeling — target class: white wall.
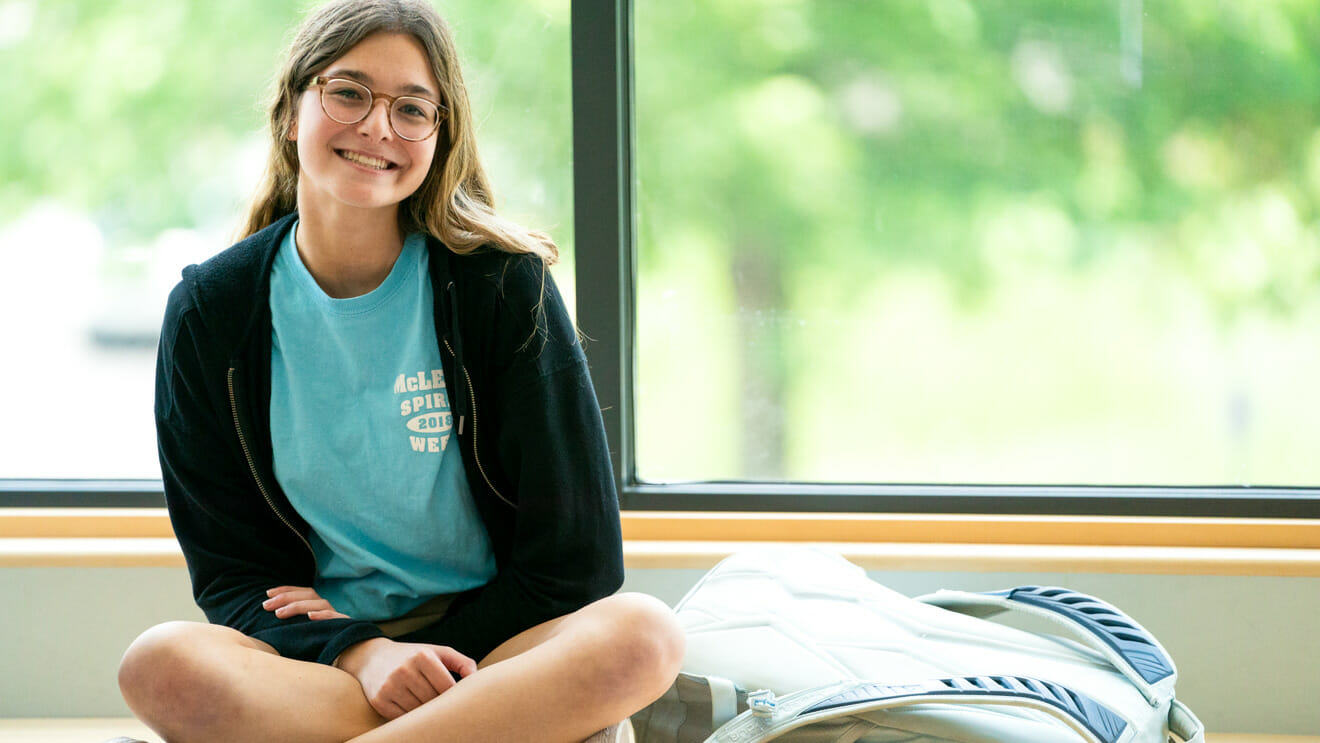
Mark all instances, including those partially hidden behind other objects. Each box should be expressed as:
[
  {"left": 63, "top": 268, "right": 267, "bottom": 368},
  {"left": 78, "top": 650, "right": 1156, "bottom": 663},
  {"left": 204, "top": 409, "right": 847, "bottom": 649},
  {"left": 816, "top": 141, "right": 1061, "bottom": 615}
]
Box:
[{"left": 2, "top": 565, "right": 1317, "bottom": 735}]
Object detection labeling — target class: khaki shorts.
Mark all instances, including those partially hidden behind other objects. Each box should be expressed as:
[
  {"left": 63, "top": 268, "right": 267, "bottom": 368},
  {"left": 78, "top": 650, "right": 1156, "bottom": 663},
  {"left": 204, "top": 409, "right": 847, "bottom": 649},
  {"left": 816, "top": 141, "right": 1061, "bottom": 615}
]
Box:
[{"left": 375, "top": 593, "right": 457, "bottom": 638}]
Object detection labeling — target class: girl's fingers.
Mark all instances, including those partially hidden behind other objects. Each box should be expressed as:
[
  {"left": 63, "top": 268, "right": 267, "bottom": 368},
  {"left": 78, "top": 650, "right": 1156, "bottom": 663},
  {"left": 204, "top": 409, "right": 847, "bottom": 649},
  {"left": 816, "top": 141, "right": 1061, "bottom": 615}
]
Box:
[
  {"left": 263, "top": 586, "right": 346, "bottom": 619},
  {"left": 271, "top": 598, "right": 336, "bottom": 618},
  {"left": 379, "top": 676, "right": 429, "bottom": 717},
  {"left": 375, "top": 696, "right": 411, "bottom": 721},
  {"left": 437, "top": 646, "right": 478, "bottom": 678},
  {"left": 266, "top": 586, "right": 319, "bottom": 599},
  {"left": 263, "top": 587, "right": 319, "bottom": 609},
  {"left": 307, "top": 609, "right": 350, "bottom": 620},
  {"left": 402, "top": 670, "right": 441, "bottom": 706},
  {"left": 415, "top": 652, "right": 458, "bottom": 695}
]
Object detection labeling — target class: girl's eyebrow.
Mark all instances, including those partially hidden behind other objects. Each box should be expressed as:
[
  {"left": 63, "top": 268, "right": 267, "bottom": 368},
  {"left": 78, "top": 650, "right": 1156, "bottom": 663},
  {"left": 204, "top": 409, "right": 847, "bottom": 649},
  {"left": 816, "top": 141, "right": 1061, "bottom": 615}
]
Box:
[{"left": 326, "top": 67, "right": 437, "bottom": 99}]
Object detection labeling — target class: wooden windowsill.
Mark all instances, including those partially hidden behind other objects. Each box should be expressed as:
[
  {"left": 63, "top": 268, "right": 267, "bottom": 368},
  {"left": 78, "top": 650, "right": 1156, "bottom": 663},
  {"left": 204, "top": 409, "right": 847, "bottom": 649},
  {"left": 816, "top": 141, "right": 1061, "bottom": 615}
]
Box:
[{"left": 0, "top": 509, "right": 1317, "bottom": 575}]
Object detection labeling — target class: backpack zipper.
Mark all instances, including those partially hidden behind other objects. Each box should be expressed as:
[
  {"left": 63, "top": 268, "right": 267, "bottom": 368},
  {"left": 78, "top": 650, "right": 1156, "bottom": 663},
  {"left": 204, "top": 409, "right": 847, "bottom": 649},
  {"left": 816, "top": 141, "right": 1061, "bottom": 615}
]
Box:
[
  {"left": 228, "top": 366, "right": 316, "bottom": 559},
  {"left": 443, "top": 338, "right": 515, "bottom": 509}
]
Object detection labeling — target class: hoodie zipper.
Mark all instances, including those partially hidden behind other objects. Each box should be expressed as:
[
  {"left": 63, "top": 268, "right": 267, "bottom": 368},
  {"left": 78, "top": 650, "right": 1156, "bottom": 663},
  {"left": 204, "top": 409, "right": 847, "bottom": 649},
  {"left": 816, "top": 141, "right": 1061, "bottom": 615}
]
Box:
[
  {"left": 443, "top": 338, "right": 515, "bottom": 509},
  {"left": 228, "top": 366, "right": 316, "bottom": 559}
]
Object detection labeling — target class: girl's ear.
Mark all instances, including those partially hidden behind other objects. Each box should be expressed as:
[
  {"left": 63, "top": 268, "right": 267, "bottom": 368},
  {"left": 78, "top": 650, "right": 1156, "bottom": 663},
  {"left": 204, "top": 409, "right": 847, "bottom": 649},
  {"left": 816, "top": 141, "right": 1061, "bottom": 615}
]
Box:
[{"left": 286, "top": 101, "right": 299, "bottom": 141}]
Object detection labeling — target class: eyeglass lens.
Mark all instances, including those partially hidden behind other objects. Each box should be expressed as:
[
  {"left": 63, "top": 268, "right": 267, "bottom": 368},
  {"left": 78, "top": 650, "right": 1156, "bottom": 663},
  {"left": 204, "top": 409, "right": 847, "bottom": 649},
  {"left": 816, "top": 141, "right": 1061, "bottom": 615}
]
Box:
[{"left": 320, "top": 78, "right": 440, "bottom": 141}]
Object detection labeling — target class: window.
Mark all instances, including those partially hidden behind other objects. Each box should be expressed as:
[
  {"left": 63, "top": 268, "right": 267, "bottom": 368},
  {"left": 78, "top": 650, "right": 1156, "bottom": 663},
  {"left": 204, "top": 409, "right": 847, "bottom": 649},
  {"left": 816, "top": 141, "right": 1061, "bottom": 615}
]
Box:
[
  {"left": 0, "top": 0, "right": 572, "bottom": 496},
  {"left": 6, "top": 0, "right": 1318, "bottom": 519},
  {"left": 574, "top": 0, "right": 1320, "bottom": 516}
]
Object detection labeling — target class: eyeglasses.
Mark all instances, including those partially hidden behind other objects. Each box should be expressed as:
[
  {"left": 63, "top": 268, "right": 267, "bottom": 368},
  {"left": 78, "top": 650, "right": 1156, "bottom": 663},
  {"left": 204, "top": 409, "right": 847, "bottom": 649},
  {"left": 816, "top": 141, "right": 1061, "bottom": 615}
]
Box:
[{"left": 307, "top": 76, "right": 446, "bottom": 142}]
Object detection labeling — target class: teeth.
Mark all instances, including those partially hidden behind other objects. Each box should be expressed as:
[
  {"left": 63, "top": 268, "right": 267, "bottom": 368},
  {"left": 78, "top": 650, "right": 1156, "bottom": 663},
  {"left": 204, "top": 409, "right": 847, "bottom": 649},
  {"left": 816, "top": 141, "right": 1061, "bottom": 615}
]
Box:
[{"left": 340, "top": 150, "right": 391, "bottom": 169}]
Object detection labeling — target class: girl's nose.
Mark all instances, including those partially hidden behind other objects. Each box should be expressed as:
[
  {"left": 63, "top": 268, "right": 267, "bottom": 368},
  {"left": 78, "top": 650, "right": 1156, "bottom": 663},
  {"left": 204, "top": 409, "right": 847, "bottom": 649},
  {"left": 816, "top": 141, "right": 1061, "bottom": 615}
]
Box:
[{"left": 357, "top": 99, "right": 394, "bottom": 139}]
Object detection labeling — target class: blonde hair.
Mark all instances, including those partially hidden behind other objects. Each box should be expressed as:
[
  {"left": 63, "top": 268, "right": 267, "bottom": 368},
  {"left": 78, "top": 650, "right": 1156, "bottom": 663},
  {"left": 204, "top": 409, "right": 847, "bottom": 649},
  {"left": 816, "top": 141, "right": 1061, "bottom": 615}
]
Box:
[{"left": 240, "top": 0, "right": 558, "bottom": 266}]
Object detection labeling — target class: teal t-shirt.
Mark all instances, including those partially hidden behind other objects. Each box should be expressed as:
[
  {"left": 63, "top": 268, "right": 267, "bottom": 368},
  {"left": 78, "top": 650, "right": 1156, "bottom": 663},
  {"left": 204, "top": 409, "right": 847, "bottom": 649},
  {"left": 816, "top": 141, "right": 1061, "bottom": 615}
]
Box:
[{"left": 269, "top": 223, "right": 496, "bottom": 622}]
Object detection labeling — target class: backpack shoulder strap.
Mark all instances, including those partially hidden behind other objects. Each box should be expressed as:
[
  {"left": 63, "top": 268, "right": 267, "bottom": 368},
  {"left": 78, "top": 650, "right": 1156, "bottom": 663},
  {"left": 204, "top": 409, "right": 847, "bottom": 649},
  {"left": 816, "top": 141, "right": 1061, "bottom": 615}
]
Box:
[
  {"left": 915, "top": 586, "right": 1205, "bottom": 743},
  {"left": 704, "top": 676, "right": 1130, "bottom": 743},
  {"left": 916, "top": 586, "right": 1176, "bottom": 702}
]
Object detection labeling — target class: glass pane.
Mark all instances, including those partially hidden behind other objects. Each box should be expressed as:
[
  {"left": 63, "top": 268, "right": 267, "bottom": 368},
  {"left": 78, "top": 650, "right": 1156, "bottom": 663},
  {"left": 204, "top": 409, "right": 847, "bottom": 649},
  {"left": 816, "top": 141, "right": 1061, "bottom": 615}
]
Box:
[
  {"left": 0, "top": 0, "right": 572, "bottom": 480},
  {"left": 634, "top": 0, "right": 1320, "bottom": 486}
]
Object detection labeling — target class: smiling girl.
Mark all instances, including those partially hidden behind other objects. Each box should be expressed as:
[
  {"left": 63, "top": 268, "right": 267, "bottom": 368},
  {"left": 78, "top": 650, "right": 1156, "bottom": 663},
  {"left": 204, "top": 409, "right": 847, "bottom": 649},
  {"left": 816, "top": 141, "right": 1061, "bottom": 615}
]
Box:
[{"left": 116, "top": 2, "right": 682, "bottom": 741}]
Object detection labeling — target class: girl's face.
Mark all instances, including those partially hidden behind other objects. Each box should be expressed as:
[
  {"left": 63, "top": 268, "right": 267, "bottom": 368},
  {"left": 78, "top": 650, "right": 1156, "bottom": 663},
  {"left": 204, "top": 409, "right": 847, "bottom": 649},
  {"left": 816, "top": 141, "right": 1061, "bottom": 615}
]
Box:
[{"left": 291, "top": 32, "right": 442, "bottom": 218}]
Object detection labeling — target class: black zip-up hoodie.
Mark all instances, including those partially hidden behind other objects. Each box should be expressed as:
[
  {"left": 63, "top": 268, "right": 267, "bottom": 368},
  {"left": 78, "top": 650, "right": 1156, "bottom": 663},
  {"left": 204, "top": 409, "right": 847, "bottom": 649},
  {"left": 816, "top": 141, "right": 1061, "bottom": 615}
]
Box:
[{"left": 155, "top": 213, "right": 623, "bottom": 666}]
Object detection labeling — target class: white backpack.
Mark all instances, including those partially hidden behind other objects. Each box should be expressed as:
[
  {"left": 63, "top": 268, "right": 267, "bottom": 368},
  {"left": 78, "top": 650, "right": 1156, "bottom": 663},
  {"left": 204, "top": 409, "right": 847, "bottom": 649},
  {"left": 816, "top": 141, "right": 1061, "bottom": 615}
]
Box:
[{"left": 633, "top": 547, "right": 1203, "bottom": 743}]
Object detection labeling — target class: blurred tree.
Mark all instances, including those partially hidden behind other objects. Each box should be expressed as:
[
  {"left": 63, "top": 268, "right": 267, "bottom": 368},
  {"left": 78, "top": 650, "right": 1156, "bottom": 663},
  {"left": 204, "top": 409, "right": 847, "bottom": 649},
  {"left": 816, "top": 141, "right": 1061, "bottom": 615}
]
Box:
[
  {"left": 0, "top": 0, "right": 573, "bottom": 481},
  {"left": 1, "top": 0, "right": 306, "bottom": 243},
  {"left": 635, "top": 0, "right": 1320, "bottom": 481},
  {"left": 0, "top": 0, "right": 573, "bottom": 253}
]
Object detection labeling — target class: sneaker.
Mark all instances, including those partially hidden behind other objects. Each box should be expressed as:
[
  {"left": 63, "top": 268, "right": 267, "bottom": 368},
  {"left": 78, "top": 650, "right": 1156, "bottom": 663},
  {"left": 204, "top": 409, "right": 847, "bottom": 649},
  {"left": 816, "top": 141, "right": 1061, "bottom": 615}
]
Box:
[{"left": 584, "top": 719, "right": 635, "bottom": 743}]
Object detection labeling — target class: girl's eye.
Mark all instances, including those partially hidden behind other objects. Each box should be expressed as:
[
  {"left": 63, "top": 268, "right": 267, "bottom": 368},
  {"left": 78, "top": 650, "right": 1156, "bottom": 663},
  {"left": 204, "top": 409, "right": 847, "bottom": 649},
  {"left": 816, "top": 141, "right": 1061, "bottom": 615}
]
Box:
[
  {"left": 397, "top": 104, "right": 429, "bottom": 120},
  {"left": 330, "top": 86, "right": 365, "bottom": 101}
]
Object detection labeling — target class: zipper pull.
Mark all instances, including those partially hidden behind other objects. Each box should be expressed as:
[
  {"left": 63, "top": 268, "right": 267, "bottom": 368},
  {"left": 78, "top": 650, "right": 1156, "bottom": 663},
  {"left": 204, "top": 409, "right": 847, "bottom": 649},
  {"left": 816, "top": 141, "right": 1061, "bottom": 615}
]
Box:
[{"left": 458, "top": 415, "right": 465, "bottom": 435}]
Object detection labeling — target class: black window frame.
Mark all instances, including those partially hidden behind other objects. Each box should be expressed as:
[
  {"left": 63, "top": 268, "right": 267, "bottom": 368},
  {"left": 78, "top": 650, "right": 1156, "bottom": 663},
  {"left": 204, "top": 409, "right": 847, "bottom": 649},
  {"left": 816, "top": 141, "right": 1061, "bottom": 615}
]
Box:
[
  {"left": 1, "top": 480, "right": 163, "bottom": 508},
  {"left": 1, "top": 0, "right": 1317, "bottom": 518}
]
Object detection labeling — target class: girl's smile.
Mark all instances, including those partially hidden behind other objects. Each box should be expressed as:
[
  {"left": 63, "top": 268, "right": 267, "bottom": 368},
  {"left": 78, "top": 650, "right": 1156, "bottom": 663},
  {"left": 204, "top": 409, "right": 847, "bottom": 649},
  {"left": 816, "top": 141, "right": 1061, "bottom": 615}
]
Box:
[{"left": 338, "top": 149, "right": 398, "bottom": 171}]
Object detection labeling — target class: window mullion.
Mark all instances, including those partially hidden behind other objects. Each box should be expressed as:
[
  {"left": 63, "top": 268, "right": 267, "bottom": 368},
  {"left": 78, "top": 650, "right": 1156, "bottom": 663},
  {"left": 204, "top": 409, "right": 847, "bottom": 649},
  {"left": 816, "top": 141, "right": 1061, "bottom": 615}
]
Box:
[{"left": 571, "top": 0, "right": 638, "bottom": 499}]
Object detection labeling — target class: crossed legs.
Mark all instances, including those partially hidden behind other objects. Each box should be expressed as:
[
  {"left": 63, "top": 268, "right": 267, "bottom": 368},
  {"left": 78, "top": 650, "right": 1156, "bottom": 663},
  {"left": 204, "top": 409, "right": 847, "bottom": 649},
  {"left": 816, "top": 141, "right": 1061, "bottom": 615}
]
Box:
[{"left": 118, "top": 592, "right": 683, "bottom": 743}]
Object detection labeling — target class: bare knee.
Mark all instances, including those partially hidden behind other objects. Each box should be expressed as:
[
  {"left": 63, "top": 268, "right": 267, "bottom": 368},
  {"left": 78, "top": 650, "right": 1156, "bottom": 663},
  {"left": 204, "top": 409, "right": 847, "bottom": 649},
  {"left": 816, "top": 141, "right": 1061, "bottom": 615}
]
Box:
[
  {"left": 118, "top": 621, "right": 253, "bottom": 737},
  {"left": 582, "top": 593, "right": 685, "bottom": 708},
  {"left": 119, "top": 622, "right": 213, "bottom": 722}
]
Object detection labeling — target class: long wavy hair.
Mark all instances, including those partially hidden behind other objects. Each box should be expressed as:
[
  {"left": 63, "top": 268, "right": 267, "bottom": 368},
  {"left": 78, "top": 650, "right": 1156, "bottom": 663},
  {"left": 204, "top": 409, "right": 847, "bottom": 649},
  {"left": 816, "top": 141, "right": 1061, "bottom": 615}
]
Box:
[{"left": 239, "top": 0, "right": 558, "bottom": 266}]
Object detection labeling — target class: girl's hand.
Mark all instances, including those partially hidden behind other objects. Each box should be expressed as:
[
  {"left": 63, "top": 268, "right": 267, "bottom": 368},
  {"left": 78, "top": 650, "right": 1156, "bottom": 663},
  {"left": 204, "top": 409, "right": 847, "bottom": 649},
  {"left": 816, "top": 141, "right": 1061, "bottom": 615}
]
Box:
[
  {"left": 262, "top": 585, "right": 349, "bottom": 620},
  {"left": 334, "top": 637, "right": 478, "bottom": 719}
]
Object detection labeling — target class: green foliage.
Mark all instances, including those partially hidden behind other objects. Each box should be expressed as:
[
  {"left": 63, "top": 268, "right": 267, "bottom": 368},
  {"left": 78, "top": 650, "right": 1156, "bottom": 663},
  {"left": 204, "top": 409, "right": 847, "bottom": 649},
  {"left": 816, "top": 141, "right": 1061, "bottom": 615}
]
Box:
[
  {"left": 632, "top": 0, "right": 1320, "bottom": 484},
  {"left": 635, "top": 0, "right": 1320, "bottom": 316},
  {"left": 1, "top": 0, "right": 311, "bottom": 242},
  {"left": 1, "top": 0, "right": 571, "bottom": 251}
]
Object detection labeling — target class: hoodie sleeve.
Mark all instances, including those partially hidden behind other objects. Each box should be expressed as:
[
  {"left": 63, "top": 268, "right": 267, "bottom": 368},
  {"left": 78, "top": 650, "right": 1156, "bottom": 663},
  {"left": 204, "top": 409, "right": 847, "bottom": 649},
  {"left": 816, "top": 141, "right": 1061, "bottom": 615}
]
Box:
[{"left": 156, "top": 274, "right": 386, "bottom": 665}]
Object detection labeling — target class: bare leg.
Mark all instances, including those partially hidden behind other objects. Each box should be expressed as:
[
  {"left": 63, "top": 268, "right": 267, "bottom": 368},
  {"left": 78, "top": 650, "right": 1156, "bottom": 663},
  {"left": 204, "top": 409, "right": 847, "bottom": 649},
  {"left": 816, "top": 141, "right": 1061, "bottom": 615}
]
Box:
[
  {"left": 351, "top": 592, "right": 681, "bottom": 742},
  {"left": 119, "top": 592, "right": 683, "bottom": 743},
  {"left": 118, "top": 622, "right": 383, "bottom": 743}
]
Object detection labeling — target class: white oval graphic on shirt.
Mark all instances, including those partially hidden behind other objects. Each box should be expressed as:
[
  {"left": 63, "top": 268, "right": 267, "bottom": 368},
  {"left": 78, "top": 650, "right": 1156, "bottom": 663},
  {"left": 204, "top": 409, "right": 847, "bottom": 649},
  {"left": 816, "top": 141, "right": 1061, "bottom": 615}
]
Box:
[{"left": 406, "top": 412, "right": 452, "bottom": 434}]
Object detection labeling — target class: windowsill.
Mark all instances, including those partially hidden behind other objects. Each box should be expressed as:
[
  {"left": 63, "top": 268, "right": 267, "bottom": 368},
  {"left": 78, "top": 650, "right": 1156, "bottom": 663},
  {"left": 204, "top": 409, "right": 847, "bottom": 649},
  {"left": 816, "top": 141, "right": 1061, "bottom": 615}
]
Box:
[{"left": 1, "top": 509, "right": 1318, "bottom": 575}]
